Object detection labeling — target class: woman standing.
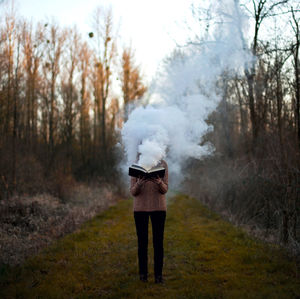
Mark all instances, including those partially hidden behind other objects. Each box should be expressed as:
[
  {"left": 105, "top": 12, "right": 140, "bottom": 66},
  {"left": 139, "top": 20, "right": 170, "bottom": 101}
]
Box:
[{"left": 130, "top": 159, "right": 168, "bottom": 283}]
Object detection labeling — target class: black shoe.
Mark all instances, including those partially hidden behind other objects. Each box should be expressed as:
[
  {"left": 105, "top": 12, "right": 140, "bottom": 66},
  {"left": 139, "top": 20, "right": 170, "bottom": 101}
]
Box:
[
  {"left": 139, "top": 274, "right": 148, "bottom": 282},
  {"left": 155, "top": 275, "right": 164, "bottom": 284}
]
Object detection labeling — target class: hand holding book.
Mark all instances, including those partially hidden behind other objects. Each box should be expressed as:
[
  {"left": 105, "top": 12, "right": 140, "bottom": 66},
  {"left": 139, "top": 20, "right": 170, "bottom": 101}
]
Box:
[
  {"left": 148, "top": 175, "right": 163, "bottom": 185},
  {"left": 136, "top": 175, "right": 162, "bottom": 186},
  {"left": 136, "top": 177, "right": 148, "bottom": 186},
  {"left": 130, "top": 162, "right": 168, "bottom": 196}
]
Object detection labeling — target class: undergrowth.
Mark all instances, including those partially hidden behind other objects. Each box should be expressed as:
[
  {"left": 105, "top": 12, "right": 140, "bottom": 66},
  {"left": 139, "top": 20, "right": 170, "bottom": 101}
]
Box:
[{"left": 0, "top": 194, "right": 299, "bottom": 298}]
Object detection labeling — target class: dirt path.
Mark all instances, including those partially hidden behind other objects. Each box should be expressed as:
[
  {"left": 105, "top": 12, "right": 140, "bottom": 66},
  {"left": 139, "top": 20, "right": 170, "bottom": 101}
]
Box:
[{"left": 1, "top": 194, "right": 299, "bottom": 298}]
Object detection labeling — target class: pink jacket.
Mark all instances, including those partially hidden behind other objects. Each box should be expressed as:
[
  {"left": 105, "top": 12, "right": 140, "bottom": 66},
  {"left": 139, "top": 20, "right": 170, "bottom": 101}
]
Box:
[{"left": 130, "top": 160, "right": 168, "bottom": 211}]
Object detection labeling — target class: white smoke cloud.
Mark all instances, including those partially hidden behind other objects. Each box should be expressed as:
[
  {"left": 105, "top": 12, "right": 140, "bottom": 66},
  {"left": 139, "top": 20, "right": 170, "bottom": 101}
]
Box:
[{"left": 121, "top": 0, "right": 252, "bottom": 182}]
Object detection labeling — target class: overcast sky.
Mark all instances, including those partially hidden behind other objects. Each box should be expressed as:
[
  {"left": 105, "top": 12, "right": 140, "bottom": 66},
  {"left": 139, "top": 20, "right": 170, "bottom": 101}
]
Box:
[{"left": 15, "top": 0, "right": 194, "bottom": 81}]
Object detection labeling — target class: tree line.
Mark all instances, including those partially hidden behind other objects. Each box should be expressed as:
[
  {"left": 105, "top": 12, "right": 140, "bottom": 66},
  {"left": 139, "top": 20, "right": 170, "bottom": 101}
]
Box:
[{"left": 0, "top": 3, "right": 147, "bottom": 199}]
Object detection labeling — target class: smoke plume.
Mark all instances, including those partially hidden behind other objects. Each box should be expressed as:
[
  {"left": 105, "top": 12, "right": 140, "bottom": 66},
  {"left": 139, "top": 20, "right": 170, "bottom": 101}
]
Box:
[{"left": 121, "top": 0, "right": 252, "bottom": 183}]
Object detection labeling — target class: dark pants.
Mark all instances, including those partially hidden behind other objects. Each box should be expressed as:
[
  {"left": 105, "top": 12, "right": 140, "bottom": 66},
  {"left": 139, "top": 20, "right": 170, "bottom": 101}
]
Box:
[{"left": 134, "top": 211, "right": 166, "bottom": 277}]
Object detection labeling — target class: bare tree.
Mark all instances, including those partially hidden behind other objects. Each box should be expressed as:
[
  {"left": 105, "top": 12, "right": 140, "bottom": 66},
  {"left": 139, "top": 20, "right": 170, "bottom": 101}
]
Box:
[
  {"left": 42, "top": 21, "right": 66, "bottom": 166},
  {"left": 2, "top": 3, "right": 16, "bottom": 140},
  {"left": 290, "top": 6, "right": 300, "bottom": 149},
  {"left": 90, "top": 7, "right": 117, "bottom": 162},
  {"left": 1, "top": 3, "right": 18, "bottom": 192},
  {"left": 60, "top": 27, "right": 80, "bottom": 172},
  {"left": 120, "top": 46, "right": 147, "bottom": 122},
  {"left": 241, "top": 0, "right": 289, "bottom": 148},
  {"left": 78, "top": 41, "right": 92, "bottom": 165},
  {"left": 22, "top": 21, "right": 45, "bottom": 149}
]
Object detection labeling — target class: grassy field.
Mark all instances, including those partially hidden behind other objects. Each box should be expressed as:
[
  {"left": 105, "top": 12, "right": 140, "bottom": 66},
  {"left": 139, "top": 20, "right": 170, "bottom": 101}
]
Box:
[{"left": 1, "top": 194, "right": 299, "bottom": 298}]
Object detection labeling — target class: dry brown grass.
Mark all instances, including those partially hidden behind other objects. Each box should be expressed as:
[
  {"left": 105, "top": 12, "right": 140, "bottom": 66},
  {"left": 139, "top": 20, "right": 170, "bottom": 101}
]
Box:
[
  {"left": 0, "top": 182, "right": 120, "bottom": 266},
  {"left": 182, "top": 148, "right": 300, "bottom": 262}
]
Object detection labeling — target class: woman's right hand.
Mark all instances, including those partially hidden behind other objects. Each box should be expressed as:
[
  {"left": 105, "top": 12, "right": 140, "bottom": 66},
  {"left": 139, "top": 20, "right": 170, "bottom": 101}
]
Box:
[{"left": 136, "top": 177, "right": 147, "bottom": 186}]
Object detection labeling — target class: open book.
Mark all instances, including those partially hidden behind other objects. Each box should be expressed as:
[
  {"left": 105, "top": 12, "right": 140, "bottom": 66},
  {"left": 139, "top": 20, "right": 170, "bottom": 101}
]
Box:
[{"left": 129, "top": 164, "right": 165, "bottom": 179}]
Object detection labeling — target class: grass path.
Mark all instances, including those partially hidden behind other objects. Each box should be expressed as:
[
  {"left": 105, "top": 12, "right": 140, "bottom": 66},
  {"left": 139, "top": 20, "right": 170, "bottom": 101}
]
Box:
[{"left": 1, "top": 194, "right": 299, "bottom": 298}]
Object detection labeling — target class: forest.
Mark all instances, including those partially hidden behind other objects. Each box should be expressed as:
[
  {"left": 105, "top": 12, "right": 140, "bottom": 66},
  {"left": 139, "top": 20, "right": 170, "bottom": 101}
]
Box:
[
  {"left": 0, "top": 3, "right": 147, "bottom": 193},
  {"left": 0, "top": 2, "right": 147, "bottom": 265},
  {"left": 0, "top": 0, "right": 299, "bottom": 268},
  {"left": 183, "top": 0, "right": 300, "bottom": 256}
]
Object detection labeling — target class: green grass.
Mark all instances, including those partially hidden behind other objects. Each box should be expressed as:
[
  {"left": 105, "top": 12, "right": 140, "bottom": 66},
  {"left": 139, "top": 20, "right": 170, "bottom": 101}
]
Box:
[{"left": 1, "top": 194, "right": 299, "bottom": 298}]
